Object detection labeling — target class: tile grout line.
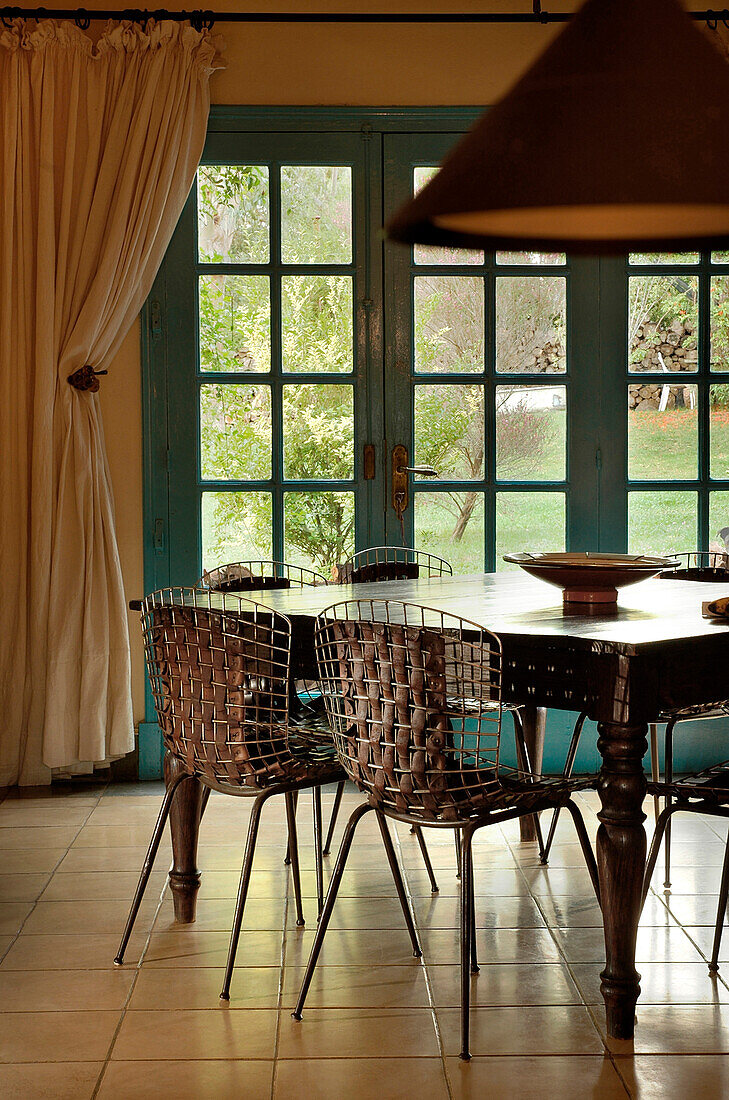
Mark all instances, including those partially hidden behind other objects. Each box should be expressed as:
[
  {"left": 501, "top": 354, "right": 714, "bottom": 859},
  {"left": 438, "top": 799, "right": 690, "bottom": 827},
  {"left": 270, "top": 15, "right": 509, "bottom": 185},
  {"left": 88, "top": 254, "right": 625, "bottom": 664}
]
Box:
[
  {"left": 270, "top": 861, "right": 291, "bottom": 1100},
  {"left": 499, "top": 821, "right": 633, "bottom": 1098},
  {"left": 89, "top": 870, "right": 172, "bottom": 1099},
  {"left": 0, "top": 789, "right": 106, "bottom": 966},
  {"left": 655, "top": 883, "right": 729, "bottom": 982},
  {"left": 392, "top": 824, "right": 455, "bottom": 1100}
]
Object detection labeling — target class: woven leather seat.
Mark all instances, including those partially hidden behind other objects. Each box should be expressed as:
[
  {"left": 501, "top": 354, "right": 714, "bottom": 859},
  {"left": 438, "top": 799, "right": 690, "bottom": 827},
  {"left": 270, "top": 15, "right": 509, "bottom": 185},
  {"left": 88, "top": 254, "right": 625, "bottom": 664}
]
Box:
[
  {"left": 199, "top": 559, "right": 328, "bottom": 592},
  {"left": 326, "top": 546, "right": 549, "bottom": 872},
  {"left": 648, "top": 760, "right": 729, "bottom": 803},
  {"left": 114, "top": 587, "right": 344, "bottom": 1002},
  {"left": 642, "top": 552, "right": 729, "bottom": 898},
  {"left": 333, "top": 545, "right": 452, "bottom": 585},
  {"left": 645, "top": 759, "right": 729, "bottom": 972},
  {"left": 292, "top": 599, "right": 600, "bottom": 1060},
  {"left": 552, "top": 552, "right": 729, "bottom": 877}
]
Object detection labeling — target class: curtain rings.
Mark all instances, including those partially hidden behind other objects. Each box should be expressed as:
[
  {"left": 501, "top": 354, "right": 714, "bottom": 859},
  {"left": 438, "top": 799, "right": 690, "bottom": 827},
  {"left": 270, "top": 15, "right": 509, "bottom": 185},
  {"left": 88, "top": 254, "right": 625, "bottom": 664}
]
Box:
[
  {"left": 121, "top": 9, "right": 150, "bottom": 30},
  {"left": 0, "top": 5, "right": 28, "bottom": 26},
  {"left": 190, "top": 9, "right": 215, "bottom": 32},
  {"left": 704, "top": 10, "right": 729, "bottom": 30},
  {"left": 74, "top": 8, "right": 91, "bottom": 30}
]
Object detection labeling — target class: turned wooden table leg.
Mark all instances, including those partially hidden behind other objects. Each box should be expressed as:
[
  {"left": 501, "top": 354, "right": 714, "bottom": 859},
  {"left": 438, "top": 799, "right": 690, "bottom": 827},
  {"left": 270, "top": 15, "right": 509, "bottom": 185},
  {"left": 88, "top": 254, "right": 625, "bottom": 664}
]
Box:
[
  {"left": 596, "top": 719, "right": 647, "bottom": 1040},
  {"left": 164, "top": 752, "right": 205, "bottom": 923},
  {"left": 518, "top": 705, "right": 546, "bottom": 842}
]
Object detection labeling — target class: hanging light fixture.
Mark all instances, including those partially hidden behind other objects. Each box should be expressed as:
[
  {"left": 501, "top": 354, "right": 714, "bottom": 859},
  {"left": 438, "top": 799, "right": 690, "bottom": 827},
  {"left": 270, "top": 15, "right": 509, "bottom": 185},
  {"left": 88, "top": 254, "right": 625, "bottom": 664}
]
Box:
[{"left": 387, "top": 0, "right": 729, "bottom": 253}]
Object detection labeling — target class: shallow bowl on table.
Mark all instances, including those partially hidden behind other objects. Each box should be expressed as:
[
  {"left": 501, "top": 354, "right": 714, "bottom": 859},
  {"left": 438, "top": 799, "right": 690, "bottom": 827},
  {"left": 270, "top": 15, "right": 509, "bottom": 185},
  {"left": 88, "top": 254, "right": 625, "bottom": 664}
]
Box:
[{"left": 503, "top": 551, "right": 680, "bottom": 608}]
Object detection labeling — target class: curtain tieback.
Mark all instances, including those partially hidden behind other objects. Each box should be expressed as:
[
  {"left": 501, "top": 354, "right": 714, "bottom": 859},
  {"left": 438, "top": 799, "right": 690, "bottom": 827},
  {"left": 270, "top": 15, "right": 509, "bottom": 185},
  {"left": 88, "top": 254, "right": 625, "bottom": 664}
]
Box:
[{"left": 67, "top": 365, "right": 108, "bottom": 392}]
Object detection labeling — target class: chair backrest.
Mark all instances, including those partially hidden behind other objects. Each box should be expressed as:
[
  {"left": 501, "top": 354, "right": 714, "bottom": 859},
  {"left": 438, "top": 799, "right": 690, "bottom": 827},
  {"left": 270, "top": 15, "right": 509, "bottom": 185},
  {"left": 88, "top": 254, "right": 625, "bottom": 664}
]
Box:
[
  {"left": 141, "top": 587, "right": 299, "bottom": 787},
  {"left": 660, "top": 551, "right": 729, "bottom": 582},
  {"left": 335, "top": 546, "right": 453, "bottom": 585},
  {"left": 314, "top": 599, "right": 502, "bottom": 821},
  {"left": 199, "top": 560, "right": 329, "bottom": 592}
]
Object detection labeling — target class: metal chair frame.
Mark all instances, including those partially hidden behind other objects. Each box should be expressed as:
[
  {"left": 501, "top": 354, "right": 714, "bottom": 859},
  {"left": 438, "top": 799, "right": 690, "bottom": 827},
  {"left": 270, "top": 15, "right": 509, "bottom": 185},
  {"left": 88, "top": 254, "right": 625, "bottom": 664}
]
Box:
[
  {"left": 336, "top": 545, "right": 453, "bottom": 585},
  {"left": 545, "top": 550, "right": 729, "bottom": 866},
  {"left": 649, "top": 551, "right": 729, "bottom": 889},
  {"left": 643, "top": 762, "right": 729, "bottom": 972},
  {"left": 200, "top": 559, "right": 437, "bottom": 891},
  {"left": 198, "top": 559, "right": 329, "bottom": 592},
  {"left": 114, "top": 587, "right": 346, "bottom": 1001},
  {"left": 325, "top": 548, "right": 545, "bottom": 867},
  {"left": 324, "top": 546, "right": 453, "bottom": 880},
  {"left": 292, "top": 599, "right": 599, "bottom": 1060},
  {"left": 198, "top": 560, "right": 331, "bottom": 872}
]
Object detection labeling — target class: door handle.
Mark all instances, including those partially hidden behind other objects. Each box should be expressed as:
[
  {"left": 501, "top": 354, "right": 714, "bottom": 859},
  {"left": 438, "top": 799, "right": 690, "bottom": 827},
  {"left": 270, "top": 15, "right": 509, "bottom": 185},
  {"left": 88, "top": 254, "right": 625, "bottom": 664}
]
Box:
[{"left": 392, "top": 445, "right": 409, "bottom": 516}]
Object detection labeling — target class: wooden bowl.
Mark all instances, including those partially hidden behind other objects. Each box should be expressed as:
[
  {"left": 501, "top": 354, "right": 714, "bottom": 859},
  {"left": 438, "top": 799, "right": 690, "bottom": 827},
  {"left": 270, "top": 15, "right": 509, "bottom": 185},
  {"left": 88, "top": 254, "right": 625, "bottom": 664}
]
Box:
[{"left": 503, "top": 552, "right": 680, "bottom": 607}]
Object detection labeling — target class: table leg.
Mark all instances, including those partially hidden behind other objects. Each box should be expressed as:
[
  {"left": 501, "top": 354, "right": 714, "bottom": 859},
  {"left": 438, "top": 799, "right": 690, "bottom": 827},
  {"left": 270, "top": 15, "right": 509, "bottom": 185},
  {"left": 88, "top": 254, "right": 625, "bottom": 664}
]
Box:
[
  {"left": 517, "top": 705, "right": 546, "bottom": 842},
  {"left": 596, "top": 720, "right": 647, "bottom": 1040},
  {"left": 164, "top": 751, "right": 205, "bottom": 923}
]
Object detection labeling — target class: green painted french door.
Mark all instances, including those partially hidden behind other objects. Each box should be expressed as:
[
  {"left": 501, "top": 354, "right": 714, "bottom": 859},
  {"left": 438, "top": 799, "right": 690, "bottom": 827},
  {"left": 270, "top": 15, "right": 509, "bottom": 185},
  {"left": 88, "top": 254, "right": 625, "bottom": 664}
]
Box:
[
  {"left": 155, "top": 130, "right": 385, "bottom": 588},
  {"left": 147, "top": 120, "right": 607, "bottom": 592},
  {"left": 381, "top": 134, "right": 615, "bottom": 567}
]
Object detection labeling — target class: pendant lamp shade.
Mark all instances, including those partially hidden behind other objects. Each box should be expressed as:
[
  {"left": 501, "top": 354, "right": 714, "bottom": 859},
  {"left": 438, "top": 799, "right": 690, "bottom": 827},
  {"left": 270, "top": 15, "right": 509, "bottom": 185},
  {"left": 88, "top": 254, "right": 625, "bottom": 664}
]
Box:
[{"left": 387, "top": 0, "right": 729, "bottom": 253}]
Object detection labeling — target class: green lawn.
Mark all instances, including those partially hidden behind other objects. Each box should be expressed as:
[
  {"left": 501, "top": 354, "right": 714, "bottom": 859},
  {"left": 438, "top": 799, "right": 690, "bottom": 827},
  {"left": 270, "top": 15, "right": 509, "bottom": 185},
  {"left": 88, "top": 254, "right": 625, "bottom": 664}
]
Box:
[
  {"left": 416, "top": 409, "right": 729, "bottom": 569},
  {"left": 202, "top": 410, "right": 729, "bottom": 575}
]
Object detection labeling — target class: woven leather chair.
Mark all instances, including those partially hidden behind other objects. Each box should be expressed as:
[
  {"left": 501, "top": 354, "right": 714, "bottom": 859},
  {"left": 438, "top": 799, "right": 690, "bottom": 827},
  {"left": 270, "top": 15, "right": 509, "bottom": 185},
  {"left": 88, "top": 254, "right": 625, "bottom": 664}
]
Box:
[
  {"left": 198, "top": 560, "right": 334, "bottom": 897},
  {"left": 292, "top": 599, "right": 600, "bottom": 1060},
  {"left": 199, "top": 559, "right": 329, "bottom": 592},
  {"left": 541, "top": 552, "right": 729, "bottom": 866},
  {"left": 333, "top": 545, "right": 452, "bottom": 585},
  {"left": 650, "top": 552, "right": 729, "bottom": 885},
  {"left": 325, "top": 546, "right": 452, "bottom": 879},
  {"left": 644, "top": 759, "right": 729, "bottom": 972},
  {"left": 114, "top": 587, "right": 345, "bottom": 1001},
  {"left": 327, "top": 547, "right": 546, "bottom": 875}
]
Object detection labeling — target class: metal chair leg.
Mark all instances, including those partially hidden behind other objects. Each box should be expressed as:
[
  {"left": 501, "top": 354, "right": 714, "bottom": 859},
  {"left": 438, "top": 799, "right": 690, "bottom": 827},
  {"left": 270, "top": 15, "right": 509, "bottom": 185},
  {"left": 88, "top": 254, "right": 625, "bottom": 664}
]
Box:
[
  {"left": 468, "top": 844, "right": 479, "bottom": 974},
  {"left": 664, "top": 720, "right": 676, "bottom": 889},
  {"left": 114, "top": 770, "right": 192, "bottom": 966},
  {"left": 513, "top": 709, "right": 546, "bottom": 859},
  {"left": 313, "top": 785, "right": 325, "bottom": 918},
  {"left": 454, "top": 828, "right": 462, "bottom": 879},
  {"left": 219, "top": 787, "right": 277, "bottom": 1001},
  {"left": 460, "top": 823, "right": 478, "bottom": 1061},
  {"left": 649, "top": 722, "right": 661, "bottom": 822},
  {"left": 374, "top": 811, "right": 422, "bottom": 957},
  {"left": 293, "top": 802, "right": 374, "bottom": 1020},
  {"left": 642, "top": 803, "right": 678, "bottom": 906},
  {"left": 413, "top": 826, "right": 439, "bottom": 893},
  {"left": 563, "top": 799, "right": 600, "bottom": 905},
  {"left": 285, "top": 791, "right": 306, "bottom": 927},
  {"left": 541, "top": 710, "right": 588, "bottom": 864},
  {"left": 710, "top": 833, "right": 729, "bottom": 973},
  {"left": 322, "top": 780, "right": 345, "bottom": 856},
  {"left": 283, "top": 790, "right": 299, "bottom": 865}
]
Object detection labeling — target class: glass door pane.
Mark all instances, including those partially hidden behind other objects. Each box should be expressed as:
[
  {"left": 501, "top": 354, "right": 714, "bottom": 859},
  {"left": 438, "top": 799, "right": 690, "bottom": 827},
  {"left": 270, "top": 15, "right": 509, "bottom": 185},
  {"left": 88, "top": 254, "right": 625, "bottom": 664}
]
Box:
[
  {"left": 384, "top": 134, "right": 568, "bottom": 572},
  {"left": 167, "top": 132, "right": 376, "bottom": 583}
]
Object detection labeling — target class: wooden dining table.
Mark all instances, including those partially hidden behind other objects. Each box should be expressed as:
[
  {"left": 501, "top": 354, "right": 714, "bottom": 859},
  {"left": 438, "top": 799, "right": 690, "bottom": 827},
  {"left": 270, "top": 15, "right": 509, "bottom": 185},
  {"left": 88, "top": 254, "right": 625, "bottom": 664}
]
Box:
[{"left": 162, "top": 570, "right": 729, "bottom": 1041}]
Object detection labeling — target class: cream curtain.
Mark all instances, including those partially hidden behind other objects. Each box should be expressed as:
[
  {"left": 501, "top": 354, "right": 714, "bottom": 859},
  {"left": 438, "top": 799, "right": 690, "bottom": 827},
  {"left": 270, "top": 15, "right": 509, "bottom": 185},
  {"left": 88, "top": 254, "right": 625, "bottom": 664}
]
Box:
[{"left": 0, "top": 19, "right": 223, "bottom": 784}]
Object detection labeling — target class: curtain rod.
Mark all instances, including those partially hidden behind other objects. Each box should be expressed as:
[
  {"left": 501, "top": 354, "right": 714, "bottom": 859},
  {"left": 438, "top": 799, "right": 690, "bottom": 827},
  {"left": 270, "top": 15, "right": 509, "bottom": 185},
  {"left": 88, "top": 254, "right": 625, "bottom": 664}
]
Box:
[{"left": 1, "top": 5, "right": 728, "bottom": 32}]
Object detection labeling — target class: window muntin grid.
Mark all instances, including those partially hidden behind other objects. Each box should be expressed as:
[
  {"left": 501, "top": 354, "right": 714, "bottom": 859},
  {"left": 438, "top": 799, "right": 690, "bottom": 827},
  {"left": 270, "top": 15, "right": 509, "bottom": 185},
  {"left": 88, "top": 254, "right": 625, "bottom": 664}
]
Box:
[
  {"left": 627, "top": 252, "right": 729, "bottom": 555},
  {"left": 409, "top": 168, "right": 568, "bottom": 572},
  {"left": 196, "top": 163, "right": 357, "bottom": 576}
]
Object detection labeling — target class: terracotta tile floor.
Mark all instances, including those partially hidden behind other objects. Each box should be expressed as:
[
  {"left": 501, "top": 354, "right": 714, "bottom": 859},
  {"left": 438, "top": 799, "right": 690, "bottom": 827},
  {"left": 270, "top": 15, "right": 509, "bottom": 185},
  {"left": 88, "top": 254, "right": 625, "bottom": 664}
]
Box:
[{"left": 1, "top": 781, "right": 729, "bottom": 1098}]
